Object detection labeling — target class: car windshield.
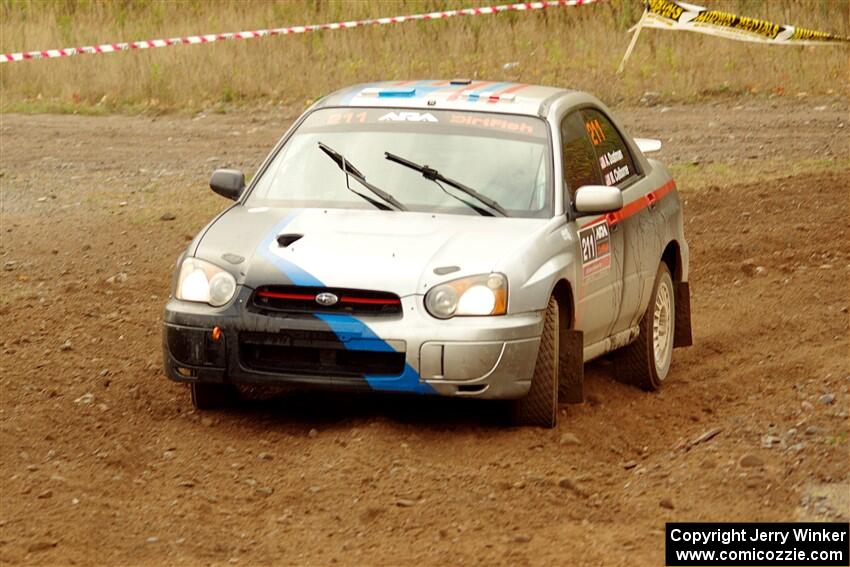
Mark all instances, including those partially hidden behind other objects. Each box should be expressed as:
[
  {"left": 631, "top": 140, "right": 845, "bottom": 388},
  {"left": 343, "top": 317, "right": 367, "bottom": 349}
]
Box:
[{"left": 247, "top": 108, "right": 552, "bottom": 218}]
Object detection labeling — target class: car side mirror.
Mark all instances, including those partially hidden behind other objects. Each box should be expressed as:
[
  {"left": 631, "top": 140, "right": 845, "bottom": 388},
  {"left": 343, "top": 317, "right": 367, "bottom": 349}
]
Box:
[
  {"left": 210, "top": 169, "right": 245, "bottom": 200},
  {"left": 575, "top": 185, "right": 623, "bottom": 214}
]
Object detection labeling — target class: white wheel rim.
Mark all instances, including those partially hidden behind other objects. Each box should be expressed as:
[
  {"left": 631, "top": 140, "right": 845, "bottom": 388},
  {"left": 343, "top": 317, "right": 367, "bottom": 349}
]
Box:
[{"left": 652, "top": 278, "right": 673, "bottom": 379}]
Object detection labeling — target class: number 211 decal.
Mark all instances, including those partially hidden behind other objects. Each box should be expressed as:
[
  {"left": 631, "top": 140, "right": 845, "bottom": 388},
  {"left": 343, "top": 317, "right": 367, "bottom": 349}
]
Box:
[{"left": 578, "top": 219, "right": 611, "bottom": 281}]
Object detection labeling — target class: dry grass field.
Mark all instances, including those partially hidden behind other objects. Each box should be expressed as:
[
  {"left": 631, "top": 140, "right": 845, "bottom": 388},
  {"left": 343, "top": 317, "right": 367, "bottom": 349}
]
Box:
[{"left": 1, "top": 0, "right": 848, "bottom": 113}]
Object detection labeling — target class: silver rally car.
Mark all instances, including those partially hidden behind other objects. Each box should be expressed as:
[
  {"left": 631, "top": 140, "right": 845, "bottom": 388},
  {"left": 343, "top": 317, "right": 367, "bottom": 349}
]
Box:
[{"left": 163, "top": 80, "right": 692, "bottom": 427}]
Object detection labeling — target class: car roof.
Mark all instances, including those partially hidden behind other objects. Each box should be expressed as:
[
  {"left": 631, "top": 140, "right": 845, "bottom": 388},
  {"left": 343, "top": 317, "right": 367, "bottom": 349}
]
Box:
[{"left": 316, "top": 80, "right": 572, "bottom": 116}]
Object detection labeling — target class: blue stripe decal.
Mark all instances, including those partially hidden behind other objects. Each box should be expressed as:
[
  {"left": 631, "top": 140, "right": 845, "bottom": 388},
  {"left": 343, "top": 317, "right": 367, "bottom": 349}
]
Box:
[
  {"left": 258, "top": 210, "right": 323, "bottom": 287},
  {"left": 316, "top": 314, "right": 434, "bottom": 394},
  {"left": 377, "top": 88, "right": 416, "bottom": 98},
  {"left": 374, "top": 83, "right": 450, "bottom": 100},
  {"left": 259, "top": 212, "right": 435, "bottom": 394},
  {"left": 405, "top": 81, "right": 466, "bottom": 99},
  {"left": 366, "top": 365, "right": 435, "bottom": 394},
  {"left": 409, "top": 86, "right": 448, "bottom": 98},
  {"left": 314, "top": 314, "right": 391, "bottom": 351}
]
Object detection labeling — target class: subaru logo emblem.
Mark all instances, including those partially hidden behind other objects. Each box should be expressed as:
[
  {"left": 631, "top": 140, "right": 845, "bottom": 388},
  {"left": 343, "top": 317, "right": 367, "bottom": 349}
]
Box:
[{"left": 315, "top": 292, "right": 338, "bottom": 306}]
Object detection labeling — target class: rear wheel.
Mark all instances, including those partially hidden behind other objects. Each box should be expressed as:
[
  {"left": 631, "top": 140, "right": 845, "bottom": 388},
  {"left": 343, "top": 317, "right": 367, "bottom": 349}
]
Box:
[
  {"left": 510, "top": 296, "right": 559, "bottom": 428},
  {"left": 190, "top": 382, "right": 238, "bottom": 410},
  {"left": 614, "top": 263, "right": 675, "bottom": 390}
]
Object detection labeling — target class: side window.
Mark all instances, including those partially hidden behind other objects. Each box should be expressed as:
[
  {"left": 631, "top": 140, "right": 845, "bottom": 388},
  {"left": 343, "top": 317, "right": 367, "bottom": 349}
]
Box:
[
  {"left": 560, "top": 111, "right": 602, "bottom": 196},
  {"left": 580, "top": 108, "right": 639, "bottom": 188}
]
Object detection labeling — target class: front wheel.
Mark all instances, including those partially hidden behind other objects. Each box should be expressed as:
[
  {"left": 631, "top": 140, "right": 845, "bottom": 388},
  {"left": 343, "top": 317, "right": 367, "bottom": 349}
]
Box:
[
  {"left": 614, "top": 263, "right": 675, "bottom": 391},
  {"left": 509, "top": 296, "right": 559, "bottom": 428}
]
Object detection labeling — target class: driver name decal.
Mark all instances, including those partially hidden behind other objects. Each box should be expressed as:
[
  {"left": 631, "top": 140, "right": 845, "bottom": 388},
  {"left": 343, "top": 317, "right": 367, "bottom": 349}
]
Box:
[
  {"left": 378, "top": 111, "right": 438, "bottom": 122},
  {"left": 598, "top": 149, "right": 624, "bottom": 169},
  {"left": 579, "top": 219, "right": 612, "bottom": 281},
  {"left": 604, "top": 164, "right": 630, "bottom": 186}
]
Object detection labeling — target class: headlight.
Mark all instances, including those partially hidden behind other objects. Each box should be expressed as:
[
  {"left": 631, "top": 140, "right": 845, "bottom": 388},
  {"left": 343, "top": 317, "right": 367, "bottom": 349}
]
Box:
[
  {"left": 175, "top": 258, "right": 237, "bottom": 307},
  {"left": 425, "top": 273, "right": 507, "bottom": 319}
]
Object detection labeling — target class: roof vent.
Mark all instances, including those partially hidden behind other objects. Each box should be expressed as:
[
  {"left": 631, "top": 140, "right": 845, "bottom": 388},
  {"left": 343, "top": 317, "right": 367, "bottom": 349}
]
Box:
[
  {"left": 450, "top": 79, "right": 472, "bottom": 85},
  {"left": 277, "top": 234, "right": 303, "bottom": 248}
]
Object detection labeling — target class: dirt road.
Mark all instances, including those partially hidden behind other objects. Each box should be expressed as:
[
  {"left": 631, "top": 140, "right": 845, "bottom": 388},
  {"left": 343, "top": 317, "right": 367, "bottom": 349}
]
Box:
[{"left": 1, "top": 97, "right": 848, "bottom": 566}]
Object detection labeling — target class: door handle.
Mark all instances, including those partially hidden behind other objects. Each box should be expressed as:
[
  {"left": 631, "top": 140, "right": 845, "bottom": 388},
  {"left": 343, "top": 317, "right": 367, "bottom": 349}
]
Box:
[{"left": 647, "top": 193, "right": 657, "bottom": 211}]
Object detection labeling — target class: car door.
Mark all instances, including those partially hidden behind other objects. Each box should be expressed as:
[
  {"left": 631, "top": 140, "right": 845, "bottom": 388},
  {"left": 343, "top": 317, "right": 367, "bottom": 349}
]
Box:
[
  {"left": 559, "top": 111, "right": 624, "bottom": 348},
  {"left": 579, "top": 108, "right": 661, "bottom": 334}
]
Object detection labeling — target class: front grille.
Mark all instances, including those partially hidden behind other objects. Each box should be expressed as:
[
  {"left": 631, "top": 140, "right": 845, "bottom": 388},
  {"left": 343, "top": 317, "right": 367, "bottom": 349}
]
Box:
[
  {"left": 251, "top": 286, "right": 402, "bottom": 316},
  {"left": 239, "top": 331, "right": 405, "bottom": 377}
]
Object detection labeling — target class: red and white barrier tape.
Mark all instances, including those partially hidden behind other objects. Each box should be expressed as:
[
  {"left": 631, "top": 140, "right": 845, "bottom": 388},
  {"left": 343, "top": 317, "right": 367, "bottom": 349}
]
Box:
[{"left": 1, "top": 0, "right": 595, "bottom": 64}]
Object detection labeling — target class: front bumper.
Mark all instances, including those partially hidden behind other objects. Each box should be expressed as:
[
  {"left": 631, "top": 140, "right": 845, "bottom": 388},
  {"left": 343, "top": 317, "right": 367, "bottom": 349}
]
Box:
[{"left": 162, "top": 287, "right": 543, "bottom": 399}]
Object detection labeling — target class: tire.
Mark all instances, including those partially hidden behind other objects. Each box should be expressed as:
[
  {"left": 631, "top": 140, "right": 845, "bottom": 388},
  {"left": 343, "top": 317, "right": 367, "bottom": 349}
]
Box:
[
  {"left": 510, "top": 296, "right": 559, "bottom": 428},
  {"left": 614, "top": 263, "right": 675, "bottom": 391},
  {"left": 190, "top": 382, "right": 237, "bottom": 410}
]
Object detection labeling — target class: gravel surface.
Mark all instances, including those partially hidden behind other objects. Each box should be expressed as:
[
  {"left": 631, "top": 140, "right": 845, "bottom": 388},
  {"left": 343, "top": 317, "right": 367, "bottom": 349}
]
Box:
[{"left": 1, "top": 97, "right": 848, "bottom": 566}]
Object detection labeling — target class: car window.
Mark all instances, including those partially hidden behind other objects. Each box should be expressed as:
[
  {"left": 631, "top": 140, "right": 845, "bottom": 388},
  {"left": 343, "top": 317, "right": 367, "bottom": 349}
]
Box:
[
  {"left": 580, "top": 108, "right": 639, "bottom": 188},
  {"left": 247, "top": 108, "right": 553, "bottom": 218},
  {"left": 560, "top": 111, "right": 602, "bottom": 196}
]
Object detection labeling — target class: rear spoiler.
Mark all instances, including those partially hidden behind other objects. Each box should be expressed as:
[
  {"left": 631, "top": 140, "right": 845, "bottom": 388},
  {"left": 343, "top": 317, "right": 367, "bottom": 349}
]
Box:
[{"left": 634, "top": 138, "right": 662, "bottom": 154}]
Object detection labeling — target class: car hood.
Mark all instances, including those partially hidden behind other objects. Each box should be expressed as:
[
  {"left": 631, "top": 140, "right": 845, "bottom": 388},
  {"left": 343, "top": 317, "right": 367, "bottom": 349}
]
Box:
[{"left": 193, "top": 206, "right": 549, "bottom": 296}]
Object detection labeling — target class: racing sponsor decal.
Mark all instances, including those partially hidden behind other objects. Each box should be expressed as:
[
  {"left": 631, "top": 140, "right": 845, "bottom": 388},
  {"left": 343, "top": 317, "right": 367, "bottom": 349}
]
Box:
[
  {"left": 449, "top": 114, "right": 536, "bottom": 135},
  {"left": 641, "top": 0, "right": 849, "bottom": 45},
  {"left": 578, "top": 219, "right": 611, "bottom": 281},
  {"left": 302, "top": 107, "right": 546, "bottom": 140},
  {"left": 378, "top": 111, "right": 438, "bottom": 122}
]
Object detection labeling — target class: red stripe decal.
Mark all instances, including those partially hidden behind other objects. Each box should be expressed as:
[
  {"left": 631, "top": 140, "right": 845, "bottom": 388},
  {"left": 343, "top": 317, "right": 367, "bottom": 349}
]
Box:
[
  {"left": 340, "top": 296, "right": 401, "bottom": 305},
  {"left": 581, "top": 179, "right": 676, "bottom": 228},
  {"left": 257, "top": 291, "right": 315, "bottom": 301},
  {"left": 257, "top": 290, "right": 400, "bottom": 306},
  {"left": 485, "top": 82, "right": 528, "bottom": 103}
]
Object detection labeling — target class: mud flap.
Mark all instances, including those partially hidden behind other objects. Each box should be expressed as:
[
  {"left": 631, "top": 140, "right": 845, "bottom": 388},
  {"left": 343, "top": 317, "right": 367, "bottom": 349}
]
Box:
[
  {"left": 673, "top": 281, "right": 693, "bottom": 348},
  {"left": 558, "top": 329, "right": 584, "bottom": 404}
]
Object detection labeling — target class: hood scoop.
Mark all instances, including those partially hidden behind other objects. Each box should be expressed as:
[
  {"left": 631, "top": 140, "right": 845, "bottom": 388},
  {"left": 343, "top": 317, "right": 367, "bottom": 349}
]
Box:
[{"left": 277, "top": 234, "right": 303, "bottom": 248}]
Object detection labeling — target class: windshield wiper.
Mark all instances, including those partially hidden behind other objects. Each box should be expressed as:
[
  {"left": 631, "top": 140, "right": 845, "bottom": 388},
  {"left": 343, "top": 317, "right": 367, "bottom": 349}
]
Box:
[
  {"left": 318, "top": 142, "right": 407, "bottom": 212},
  {"left": 384, "top": 152, "right": 510, "bottom": 217},
  {"left": 387, "top": 158, "right": 493, "bottom": 217}
]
